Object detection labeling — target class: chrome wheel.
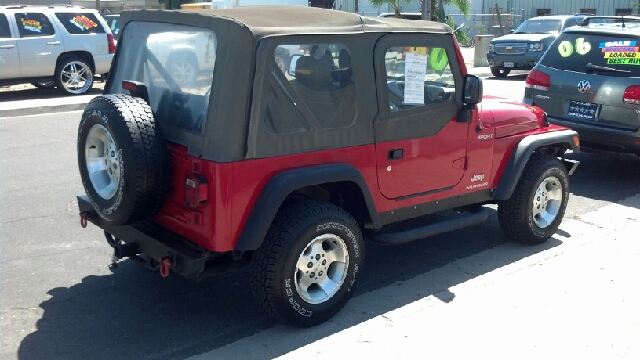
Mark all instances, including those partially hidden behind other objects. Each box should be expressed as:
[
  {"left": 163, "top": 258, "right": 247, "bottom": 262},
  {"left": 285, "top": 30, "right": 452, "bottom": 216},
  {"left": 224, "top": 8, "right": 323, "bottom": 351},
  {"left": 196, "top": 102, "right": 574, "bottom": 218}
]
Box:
[
  {"left": 60, "top": 60, "right": 93, "bottom": 94},
  {"left": 294, "top": 234, "right": 349, "bottom": 305},
  {"left": 532, "top": 176, "right": 563, "bottom": 229},
  {"left": 85, "top": 124, "right": 121, "bottom": 200}
]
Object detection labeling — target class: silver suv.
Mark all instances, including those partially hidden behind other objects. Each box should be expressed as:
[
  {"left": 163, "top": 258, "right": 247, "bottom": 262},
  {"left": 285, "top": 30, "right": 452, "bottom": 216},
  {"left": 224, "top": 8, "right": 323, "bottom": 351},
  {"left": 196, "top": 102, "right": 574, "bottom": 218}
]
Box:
[{"left": 0, "top": 5, "right": 114, "bottom": 94}]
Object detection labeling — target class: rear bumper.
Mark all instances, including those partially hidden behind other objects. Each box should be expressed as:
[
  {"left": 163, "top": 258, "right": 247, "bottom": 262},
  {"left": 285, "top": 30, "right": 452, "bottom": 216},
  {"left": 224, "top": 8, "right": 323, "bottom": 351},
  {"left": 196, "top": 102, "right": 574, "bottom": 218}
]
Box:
[
  {"left": 78, "top": 195, "right": 212, "bottom": 279},
  {"left": 487, "top": 52, "right": 542, "bottom": 70},
  {"left": 547, "top": 116, "right": 640, "bottom": 155}
]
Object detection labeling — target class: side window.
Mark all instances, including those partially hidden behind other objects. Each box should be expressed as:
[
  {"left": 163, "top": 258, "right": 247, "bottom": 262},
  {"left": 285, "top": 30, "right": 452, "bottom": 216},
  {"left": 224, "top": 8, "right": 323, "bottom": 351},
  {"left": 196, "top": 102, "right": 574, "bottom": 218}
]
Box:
[
  {"left": 385, "top": 46, "right": 456, "bottom": 113},
  {"left": 0, "top": 14, "right": 12, "bottom": 38},
  {"left": 54, "top": 13, "right": 106, "bottom": 34},
  {"left": 563, "top": 19, "right": 577, "bottom": 29},
  {"left": 14, "top": 13, "right": 55, "bottom": 38},
  {"left": 267, "top": 42, "right": 356, "bottom": 134}
]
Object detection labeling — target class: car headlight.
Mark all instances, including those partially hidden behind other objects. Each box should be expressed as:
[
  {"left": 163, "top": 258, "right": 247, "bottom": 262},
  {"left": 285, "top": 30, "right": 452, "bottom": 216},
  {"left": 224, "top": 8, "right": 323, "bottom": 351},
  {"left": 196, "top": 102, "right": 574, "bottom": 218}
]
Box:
[
  {"left": 528, "top": 43, "right": 544, "bottom": 52},
  {"left": 489, "top": 43, "right": 495, "bottom": 53}
]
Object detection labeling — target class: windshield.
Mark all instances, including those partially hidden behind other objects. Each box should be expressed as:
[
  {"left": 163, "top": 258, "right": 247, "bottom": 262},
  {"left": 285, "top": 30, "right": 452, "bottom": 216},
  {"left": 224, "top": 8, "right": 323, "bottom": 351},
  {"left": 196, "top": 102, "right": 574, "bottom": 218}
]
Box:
[
  {"left": 515, "top": 19, "right": 562, "bottom": 34},
  {"left": 540, "top": 32, "right": 640, "bottom": 77},
  {"left": 107, "top": 22, "right": 217, "bottom": 135}
]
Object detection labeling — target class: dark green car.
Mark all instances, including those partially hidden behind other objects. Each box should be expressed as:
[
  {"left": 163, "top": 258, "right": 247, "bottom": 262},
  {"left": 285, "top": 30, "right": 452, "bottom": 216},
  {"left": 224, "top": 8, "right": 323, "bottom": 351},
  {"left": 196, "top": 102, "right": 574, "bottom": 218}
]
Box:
[{"left": 524, "top": 16, "right": 640, "bottom": 157}]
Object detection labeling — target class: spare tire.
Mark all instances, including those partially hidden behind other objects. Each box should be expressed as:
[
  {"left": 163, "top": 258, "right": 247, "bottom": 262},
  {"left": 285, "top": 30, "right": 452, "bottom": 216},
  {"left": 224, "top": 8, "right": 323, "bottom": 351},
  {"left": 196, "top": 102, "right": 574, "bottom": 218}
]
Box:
[{"left": 77, "top": 94, "right": 168, "bottom": 225}]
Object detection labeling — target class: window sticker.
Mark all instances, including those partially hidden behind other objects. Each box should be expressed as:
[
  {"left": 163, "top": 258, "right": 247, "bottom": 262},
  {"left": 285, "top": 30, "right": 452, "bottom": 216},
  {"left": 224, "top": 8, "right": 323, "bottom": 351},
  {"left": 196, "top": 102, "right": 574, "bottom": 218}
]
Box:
[
  {"left": 600, "top": 40, "right": 639, "bottom": 64},
  {"left": 557, "top": 38, "right": 592, "bottom": 57},
  {"left": 430, "top": 47, "right": 448, "bottom": 71},
  {"left": 21, "top": 18, "right": 42, "bottom": 33},
  {"left": 403, "top": 52, "right": 428, "bottom": 105},
  {"left": 70, "top": 15, "right": 98, "bottom": 31}
]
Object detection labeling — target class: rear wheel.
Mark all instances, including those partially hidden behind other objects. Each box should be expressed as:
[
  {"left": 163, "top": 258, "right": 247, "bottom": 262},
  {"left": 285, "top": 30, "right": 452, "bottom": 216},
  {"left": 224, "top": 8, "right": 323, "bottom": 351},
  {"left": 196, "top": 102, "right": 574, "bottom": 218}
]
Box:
[
  {"left": 77, "top": 94, "right": 168, "bottom": 225},
  {"left": 250, "top": 200, "right": 364, "bottom": 327},
  {"left": 55, "top": 57, "right": 94, "bottom": 95},
  {"left": 498, "top": 153, "right": 569, "bottom": 245},
  {"left": 491, "top": 67, "right": 510, "bottom": 77}
]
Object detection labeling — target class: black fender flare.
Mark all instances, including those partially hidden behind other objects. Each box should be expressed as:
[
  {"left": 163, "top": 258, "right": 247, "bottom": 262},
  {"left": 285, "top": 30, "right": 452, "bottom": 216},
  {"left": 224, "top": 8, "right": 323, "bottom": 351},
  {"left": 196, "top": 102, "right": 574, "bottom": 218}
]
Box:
[
  {"left": 234, "top": 163, "right": 381, "bottom": 251},
  {"left": 493, "top": 129, "right": 579, "bottom": 201}
]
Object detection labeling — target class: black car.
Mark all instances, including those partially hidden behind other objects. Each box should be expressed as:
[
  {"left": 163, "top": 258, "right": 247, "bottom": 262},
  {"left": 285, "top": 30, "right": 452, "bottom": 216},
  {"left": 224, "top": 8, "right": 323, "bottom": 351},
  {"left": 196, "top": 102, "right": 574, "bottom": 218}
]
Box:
[
  {"left": 487, "top": 14, "right": 587, "bottom": 77},
  {"left": 103, "top": 13, "right": 120, "bottom": 42},
  {"left": 524, "top": 16, "right": 640, "bottom": 157}
]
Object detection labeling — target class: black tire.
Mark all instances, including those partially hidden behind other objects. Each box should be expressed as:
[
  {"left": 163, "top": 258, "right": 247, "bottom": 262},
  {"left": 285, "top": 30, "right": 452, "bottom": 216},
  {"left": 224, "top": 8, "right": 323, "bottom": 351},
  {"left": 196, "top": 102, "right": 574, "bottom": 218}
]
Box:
[
  {"left": 498, "top": 153, "right": 569, "bottom": 245},
  {"left": 491, "top": 67, "right": 510, "bottom": 77},
  {"left": 77, "top": 94, "right": 168, "bottom": 225},
  {"left": 31, "top": 81, "right": 55, "bottom": 89},
  {"left": 250, "top": 200, "right": 365, "bottom": 327},
  {"left": 55, "top": 56, "right": 94, "bottom": 95}
]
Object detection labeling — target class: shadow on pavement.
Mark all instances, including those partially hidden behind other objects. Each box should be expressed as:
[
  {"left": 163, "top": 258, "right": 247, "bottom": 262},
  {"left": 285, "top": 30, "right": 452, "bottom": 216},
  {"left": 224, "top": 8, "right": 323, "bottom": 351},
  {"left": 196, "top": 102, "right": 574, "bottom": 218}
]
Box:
[
  {"left": 484, "top": 73, "right": 528, "bottom": 81},
  {"left": 18, "top": 208, "right": 562, "bottom": 360},
  {"left": 566, "top": 152, "right": 640, "bottom": 209}
]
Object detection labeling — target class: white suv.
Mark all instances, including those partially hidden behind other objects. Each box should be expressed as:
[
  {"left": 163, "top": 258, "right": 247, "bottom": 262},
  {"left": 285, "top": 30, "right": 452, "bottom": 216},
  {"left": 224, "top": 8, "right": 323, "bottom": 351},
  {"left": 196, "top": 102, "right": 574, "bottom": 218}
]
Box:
[{"left": 0, "top": 5, "right": 115, "bottom": 94}]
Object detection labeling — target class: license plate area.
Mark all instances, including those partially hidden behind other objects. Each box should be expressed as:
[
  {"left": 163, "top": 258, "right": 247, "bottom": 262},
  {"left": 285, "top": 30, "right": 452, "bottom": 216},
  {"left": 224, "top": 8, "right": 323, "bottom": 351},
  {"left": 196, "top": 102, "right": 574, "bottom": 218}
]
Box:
[
  {"left": 503, "top": 62, "right": 514, "bottom": 68},
  {"left": 567, "top": 100, "right": 597, "bottom": 120}
]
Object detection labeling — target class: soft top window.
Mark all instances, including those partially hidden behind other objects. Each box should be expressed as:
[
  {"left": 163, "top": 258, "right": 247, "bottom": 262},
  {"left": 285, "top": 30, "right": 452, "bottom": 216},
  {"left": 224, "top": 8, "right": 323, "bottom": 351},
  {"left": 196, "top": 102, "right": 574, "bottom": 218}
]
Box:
[
  {"left": 107, "top": 22, "right": 217, "bottom": 138},
  {"left": 540, "top": 32, "right": 640, "bottom": 77},
  {"left": 55, "top": 13, "right": 106, "bottom": 34}
]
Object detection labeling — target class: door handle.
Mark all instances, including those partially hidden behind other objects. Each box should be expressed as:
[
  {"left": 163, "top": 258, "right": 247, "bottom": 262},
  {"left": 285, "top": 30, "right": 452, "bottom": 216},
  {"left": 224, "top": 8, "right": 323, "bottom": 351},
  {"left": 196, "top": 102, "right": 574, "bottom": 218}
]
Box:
[
  {"left": 0, "top": 44, "right": 15, "bottom": 49},
  {"left": 388, "top": 149, "right": 404, "bottom": 160},
  {"left": 46, "top": 41, "right": 61, "bottom": 46}
]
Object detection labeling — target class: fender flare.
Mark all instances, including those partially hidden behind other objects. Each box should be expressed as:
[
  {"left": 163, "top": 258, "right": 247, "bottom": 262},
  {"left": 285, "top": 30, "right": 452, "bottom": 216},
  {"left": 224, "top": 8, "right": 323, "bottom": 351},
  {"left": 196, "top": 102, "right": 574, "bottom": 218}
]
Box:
[
  {"left": 493, "top": 129, "right": 579, "bottom": 201},
  {"left": 234, "top": 163, "right": 381, "bottom": 251}
]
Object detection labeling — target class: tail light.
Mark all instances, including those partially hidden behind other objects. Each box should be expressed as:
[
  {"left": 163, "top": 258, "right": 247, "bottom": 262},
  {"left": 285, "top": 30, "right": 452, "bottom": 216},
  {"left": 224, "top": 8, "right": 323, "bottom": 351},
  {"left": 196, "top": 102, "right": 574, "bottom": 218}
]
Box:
[
  {"left": 185, "top": 174, "right": 208, "bottom": 209},
  {"left": 107, "top": 34, "right": 116, "bottom": 54},
  {"left": 525, "top": 70, "right": 551, "bottom": 91},
  {"left": 623, "top": 85, "right": 640, "bottom": 105}
]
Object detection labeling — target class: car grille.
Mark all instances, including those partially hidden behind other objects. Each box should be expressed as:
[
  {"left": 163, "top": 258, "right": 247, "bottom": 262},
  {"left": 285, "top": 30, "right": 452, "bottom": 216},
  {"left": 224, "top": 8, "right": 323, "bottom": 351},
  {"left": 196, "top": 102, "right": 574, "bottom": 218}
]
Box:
[{"left": 495, "top": 43, "right": 528, "bottom": 55}]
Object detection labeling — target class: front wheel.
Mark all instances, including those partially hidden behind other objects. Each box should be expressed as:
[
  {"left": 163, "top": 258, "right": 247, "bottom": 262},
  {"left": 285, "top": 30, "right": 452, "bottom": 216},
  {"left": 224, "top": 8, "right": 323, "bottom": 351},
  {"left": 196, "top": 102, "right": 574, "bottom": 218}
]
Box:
[
  {"left": 250, "top": 200, "right": 364, "bottom": 327},
  {"left": 498, "top": 153, "right": 569, "bottom": 245},
  {"left": 491, "top": 67, "right": 511, "bottom": 77},
  {"left": 55, "top": 57, "right": 94, "bottom": 95}
]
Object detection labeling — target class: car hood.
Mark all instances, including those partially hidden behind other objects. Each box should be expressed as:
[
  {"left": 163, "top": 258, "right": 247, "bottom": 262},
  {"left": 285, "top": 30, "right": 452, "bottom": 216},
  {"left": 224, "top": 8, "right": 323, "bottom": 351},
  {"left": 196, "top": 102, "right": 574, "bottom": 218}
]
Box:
[
  {"left": 479, "top": 96, "right": 545, "bottom": 138},
  {"left": 492, "top": 33, "right": 557, "bottom": 43}
]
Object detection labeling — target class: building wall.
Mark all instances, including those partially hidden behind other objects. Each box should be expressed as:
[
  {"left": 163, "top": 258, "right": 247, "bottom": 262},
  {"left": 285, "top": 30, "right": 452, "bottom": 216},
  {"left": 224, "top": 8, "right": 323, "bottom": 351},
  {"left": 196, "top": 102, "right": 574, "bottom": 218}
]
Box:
[{"left": 487, "top": 0, "right": 636, "bottom": 19}]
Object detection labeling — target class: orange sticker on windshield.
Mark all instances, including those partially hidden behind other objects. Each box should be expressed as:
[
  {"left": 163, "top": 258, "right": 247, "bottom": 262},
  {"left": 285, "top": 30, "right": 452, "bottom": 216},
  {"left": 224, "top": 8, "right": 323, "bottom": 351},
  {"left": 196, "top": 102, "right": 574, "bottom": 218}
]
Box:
[
  {"left": 21, "top": 19, "right": 42, "bottom": 33},
  {"left": 70, "top": 15, "right": 98, "bottom": 31}
]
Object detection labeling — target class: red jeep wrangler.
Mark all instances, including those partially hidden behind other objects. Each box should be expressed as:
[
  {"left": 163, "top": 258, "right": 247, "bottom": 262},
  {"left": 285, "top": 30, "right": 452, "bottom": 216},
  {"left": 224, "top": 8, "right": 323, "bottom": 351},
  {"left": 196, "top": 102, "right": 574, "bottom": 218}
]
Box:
[{"left": 77, "top": 7, "right": 579, "bottom": 327}]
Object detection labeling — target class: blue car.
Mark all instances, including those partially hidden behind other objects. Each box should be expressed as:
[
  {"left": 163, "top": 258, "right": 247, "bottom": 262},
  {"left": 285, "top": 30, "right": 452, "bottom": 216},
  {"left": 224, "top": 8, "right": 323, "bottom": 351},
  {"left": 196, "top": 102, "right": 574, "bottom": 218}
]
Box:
[{"left": 487, "top": 14, "right": 587, "bottom": 77}]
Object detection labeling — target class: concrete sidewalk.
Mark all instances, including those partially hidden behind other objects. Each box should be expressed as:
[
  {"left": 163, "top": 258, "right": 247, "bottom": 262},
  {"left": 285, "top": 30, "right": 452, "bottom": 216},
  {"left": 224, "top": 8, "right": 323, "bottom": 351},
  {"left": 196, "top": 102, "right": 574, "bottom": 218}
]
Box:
[{"left": 191, "top": 195, "right": 640, "bottom": 359}]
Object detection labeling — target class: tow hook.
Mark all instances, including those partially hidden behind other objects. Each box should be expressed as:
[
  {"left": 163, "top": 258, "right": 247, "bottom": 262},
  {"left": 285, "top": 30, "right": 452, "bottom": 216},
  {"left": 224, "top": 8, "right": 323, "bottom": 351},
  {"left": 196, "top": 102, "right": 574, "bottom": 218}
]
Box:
[
  {"left": 159, "top": 257, "right": 173, "bottom": 278},
  {"left": 79, "top": 212, "right": 91, "bottom": 228}
]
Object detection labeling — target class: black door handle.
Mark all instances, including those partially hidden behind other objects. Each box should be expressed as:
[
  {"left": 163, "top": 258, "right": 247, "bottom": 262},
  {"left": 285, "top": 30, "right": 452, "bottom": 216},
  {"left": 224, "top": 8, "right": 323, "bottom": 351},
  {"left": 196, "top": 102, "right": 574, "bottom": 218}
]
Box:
[{"left": 388, "top": 149, "right": 404, "bottom": 160}]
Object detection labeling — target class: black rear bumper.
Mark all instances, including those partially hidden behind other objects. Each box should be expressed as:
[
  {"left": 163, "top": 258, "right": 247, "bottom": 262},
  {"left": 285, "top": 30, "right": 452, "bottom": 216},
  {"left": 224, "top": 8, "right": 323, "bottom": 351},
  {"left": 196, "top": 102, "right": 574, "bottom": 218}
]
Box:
[
  {"left": 547, "top": 117, "right": 640, "bottom": 156},
  {"left": 78, "top": 195, "right": 212, "bottom": 279}
]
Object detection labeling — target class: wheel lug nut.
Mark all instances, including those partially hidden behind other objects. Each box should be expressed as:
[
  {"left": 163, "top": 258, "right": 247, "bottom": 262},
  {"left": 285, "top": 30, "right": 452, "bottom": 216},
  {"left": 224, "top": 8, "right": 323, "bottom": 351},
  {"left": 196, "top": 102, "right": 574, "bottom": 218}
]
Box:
[
  {"left": 307, "top": 262, "right": 313, "bottom": 268},
  {"left": 315, "top": 254, "right": 320, "bottom": 261},
  {"left": 322, "top": 260, "right": 326, "bottom": 265},
  {"left": 318, "top": 271, "right": 323, "bottom": 276},
  {"left": 309, "top": 272, "right": 315, "bottom": 278}
]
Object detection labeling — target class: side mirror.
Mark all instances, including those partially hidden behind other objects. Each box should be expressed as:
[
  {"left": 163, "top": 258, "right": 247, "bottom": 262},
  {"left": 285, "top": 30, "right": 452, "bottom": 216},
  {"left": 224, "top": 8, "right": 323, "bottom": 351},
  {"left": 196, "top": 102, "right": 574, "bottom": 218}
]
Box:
[
  {"left": 463, "top": 75, "right": 483, "bottom": 104},
  {"left": 288, "top": 54, "right": 302, "bottom": 76}
]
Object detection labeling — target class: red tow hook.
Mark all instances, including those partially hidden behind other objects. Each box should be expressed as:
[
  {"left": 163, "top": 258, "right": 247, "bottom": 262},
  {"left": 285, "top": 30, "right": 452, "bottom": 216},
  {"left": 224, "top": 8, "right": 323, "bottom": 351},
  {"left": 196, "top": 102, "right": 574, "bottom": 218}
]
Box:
[
  {"left": 80, "top": 212, "right": 91, "bottom": 228},
  {"left": 159, "top": 258, "right": 172, "bottom": 278}
]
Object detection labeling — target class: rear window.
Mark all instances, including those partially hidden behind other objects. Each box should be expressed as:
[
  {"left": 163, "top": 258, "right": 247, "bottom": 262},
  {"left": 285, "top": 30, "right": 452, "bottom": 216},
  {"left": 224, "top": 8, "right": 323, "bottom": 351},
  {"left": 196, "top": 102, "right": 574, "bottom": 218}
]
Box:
[
  {"left": 540, "top": 32, "right": 640, "bottom": 77},
  {"left": 107, "top": 22, "right": 217, "bottom": 135},
  {"left": 55, "top": 13, "right": 106, "bottom": 34}
]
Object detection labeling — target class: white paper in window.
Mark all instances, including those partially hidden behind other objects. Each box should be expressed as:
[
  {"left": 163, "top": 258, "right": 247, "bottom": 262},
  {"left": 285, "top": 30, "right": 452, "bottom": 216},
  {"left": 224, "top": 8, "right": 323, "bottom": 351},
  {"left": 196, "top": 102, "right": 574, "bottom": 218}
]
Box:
[{"left": 403, "top": 52, "right": 428, "bottom": 105}]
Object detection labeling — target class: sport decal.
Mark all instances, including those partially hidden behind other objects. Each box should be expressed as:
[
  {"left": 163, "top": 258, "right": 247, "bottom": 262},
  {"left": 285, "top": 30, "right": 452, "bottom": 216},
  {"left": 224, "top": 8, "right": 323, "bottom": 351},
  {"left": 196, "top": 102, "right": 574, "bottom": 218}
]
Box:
[
  {"left": 21, "top": 18, "right": 42, "bottom": 33},
  {"left": 70, "top": 15, "right": 98, "bottom": 31}
]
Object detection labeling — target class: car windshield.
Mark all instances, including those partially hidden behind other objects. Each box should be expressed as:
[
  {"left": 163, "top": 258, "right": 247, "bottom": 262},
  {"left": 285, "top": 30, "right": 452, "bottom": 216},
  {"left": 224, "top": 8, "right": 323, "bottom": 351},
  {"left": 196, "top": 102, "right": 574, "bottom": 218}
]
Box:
[
  {"left": 515, "top": 19, "right": 562, "bottom": 34},
  {"left": 107, "top": 21, "right": 217, "bottom": 135},
  {"left": 539, "top": 32, "right": 640, "bottom": 77}
]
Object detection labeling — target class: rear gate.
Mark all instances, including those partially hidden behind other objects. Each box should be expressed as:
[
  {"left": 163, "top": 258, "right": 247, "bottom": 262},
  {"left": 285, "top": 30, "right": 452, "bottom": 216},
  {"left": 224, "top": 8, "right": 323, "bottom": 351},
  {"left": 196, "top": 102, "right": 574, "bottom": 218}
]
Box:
[{"left": 534, "top": 64, "right": 640, "bottom": 130}]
